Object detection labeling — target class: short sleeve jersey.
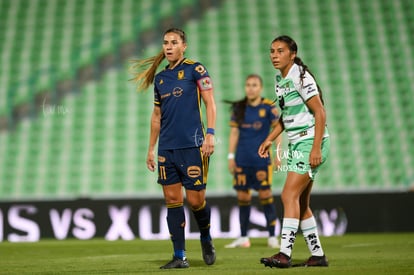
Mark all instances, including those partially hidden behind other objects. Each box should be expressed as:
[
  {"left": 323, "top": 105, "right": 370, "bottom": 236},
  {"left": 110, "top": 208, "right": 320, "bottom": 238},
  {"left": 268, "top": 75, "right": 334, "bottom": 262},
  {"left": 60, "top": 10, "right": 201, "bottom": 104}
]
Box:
[
  {"left": 275, "top": 63, "right": 329, "bottom": 144},
  {"left": 154, "top": 58, "right": 213, "bottom": 150},
  {"left": 230, "top": 98, "right": 279, "bottom": 167}
]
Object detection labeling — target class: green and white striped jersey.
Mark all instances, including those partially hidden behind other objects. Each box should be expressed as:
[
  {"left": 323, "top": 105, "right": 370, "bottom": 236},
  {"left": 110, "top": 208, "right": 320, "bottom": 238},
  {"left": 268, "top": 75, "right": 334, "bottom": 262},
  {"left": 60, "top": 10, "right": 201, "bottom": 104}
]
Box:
[{"left": 275, "top": 63, "right": 329, "bottom": 144}]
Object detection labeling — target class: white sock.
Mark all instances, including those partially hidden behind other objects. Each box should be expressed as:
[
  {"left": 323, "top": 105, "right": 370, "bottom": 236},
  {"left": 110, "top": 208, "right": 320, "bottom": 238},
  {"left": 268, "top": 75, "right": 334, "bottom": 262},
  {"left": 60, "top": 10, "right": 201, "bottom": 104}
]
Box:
[
  {"left": 279, "top": 218, "right": 299, "bottom": 257},
  {"left": 300, "top": 216, "right": 324, "bottom": 256}
]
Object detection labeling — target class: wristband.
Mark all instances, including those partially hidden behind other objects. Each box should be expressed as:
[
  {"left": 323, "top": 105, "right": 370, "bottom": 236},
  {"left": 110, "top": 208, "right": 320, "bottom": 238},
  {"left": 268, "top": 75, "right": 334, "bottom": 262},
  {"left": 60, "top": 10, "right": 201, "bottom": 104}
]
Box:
[
  {"left": 227, "top": 153, "right": 235, "bottom": 159},
  {"left": 206, "top": 128, "right": 215, "bottom": 135}
]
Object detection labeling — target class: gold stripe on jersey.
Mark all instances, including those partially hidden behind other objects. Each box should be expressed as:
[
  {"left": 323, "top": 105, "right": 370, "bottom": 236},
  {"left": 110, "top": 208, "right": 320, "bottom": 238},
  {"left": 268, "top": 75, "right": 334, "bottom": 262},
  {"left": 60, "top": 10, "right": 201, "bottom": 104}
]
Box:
[
  {"left": 262, "top": 98, "right": 276, "bottom": 106},
  {"left": 183, "top": 58, "right": 195, "bottom": 64}
]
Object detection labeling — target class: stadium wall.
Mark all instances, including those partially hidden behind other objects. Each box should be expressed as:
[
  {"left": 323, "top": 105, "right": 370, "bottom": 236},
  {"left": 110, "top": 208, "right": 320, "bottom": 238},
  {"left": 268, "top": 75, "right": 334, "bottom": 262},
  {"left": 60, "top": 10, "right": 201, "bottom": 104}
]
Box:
[{"left": 0, "top": 192, "right": 413, "bottom": 242}]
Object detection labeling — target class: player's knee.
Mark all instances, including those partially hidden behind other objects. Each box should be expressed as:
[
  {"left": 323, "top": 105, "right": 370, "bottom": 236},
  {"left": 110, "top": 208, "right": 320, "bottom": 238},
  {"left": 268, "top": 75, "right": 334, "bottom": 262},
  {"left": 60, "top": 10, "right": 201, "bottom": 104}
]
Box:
[
  {"left": 164, "top": 192, "right": 183, "bottom": 205},
  {"left": 187, "top": 197, "right": 205, "bottom": 210},
  {"left": 237, "top": 190, "right": 251, "bottom": 201},
  {"left": 281, "top": 189, "right": 297, "bottom": 205},
  {"left": 258, "top": 189, "right": 272, "bottom": 200}
]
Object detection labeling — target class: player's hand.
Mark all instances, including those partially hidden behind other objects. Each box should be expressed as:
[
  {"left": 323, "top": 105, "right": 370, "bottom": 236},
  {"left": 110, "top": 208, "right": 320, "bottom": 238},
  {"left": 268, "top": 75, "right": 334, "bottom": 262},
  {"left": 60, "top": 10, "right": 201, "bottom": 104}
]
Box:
[
  {"left": 309, "top": 147, "right": 322, "bottom": 168},
  {"left": 201, "top": 134, "right": 215, "bottom": 157},
  {"left": 228, "top": 159, "right": 236, "bottom": 174},
  {"left": 258, "top": 140, "right": 272, "bottom": 158},
  {"left": 146, "top": 150, "right": 156, "bottom": 172}
]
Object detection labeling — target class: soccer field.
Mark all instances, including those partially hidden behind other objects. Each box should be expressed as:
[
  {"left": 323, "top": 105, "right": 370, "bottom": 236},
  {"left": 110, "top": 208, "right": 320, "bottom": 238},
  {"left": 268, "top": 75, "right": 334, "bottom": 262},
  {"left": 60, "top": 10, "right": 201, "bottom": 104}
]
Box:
[{"left": 1, "top": 233, "right": 413, "bottom": 274}]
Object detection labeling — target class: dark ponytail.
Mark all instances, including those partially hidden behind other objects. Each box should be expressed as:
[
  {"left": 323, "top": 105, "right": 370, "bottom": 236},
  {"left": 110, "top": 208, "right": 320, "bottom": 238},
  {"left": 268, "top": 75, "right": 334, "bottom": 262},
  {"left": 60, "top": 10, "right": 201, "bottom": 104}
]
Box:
[
  {"left": 294, "top": 56, "right": 324, "bottom": 104},
  {"left": 223, "top": 74, "right": 264, "bottom": 125},
  {"left": 223, "top": 97, "right": 248, "bottom": 126}
]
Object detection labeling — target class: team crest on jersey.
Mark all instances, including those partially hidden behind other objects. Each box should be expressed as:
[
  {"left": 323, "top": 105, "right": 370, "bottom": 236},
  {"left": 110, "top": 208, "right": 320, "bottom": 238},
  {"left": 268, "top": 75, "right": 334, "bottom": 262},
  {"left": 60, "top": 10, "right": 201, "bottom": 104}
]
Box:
[
  {"left": 158, "top": 156, "right": 166, "bottom": 163},
  {"left": 178, "top": 70, "right": 184, "bottom": 80},
  {"left": 259, "top": 108, "right": 266, "bottom": 117},
  {"left": 195, "top": 65, "right": 206, "bottom": 75},
  {"left": 159, "top": 79, "right": 164, "bottom": 85}
]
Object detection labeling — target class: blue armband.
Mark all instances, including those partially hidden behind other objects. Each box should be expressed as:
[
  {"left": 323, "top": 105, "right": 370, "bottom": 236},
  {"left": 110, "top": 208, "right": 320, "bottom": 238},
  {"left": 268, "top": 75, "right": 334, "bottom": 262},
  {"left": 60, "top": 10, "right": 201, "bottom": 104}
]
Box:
[{"left": 206, "top": 128, "right": 215, "bottom": 135}]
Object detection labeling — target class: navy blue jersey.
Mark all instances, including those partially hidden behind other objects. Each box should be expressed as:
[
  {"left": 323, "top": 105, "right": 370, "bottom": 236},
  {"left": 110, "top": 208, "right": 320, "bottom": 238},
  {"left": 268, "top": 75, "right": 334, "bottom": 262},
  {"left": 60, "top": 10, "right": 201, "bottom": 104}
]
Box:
[
  {"left": 154, "top": 58, "right": 213, "bottom": 150},
  {"left": 230, "top": 99, "right": 279, "bottom": 167}
]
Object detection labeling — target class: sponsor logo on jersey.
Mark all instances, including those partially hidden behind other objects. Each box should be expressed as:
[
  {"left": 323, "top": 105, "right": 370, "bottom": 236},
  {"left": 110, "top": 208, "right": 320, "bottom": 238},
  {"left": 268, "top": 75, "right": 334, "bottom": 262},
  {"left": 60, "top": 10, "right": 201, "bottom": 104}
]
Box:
[
  {"left": 160, "top": 93, "right": 171, "bottom": 99},
  {"left": 304, "top": 82, "right": 316, "bottom": 94},
  {"left": 306, "top": 87, "right": 316, "bottom": 94},
  {"left": 172, "top": 87, "right": 183, "bottom": 97},
  {"left": 253, "top": 121, "right": 263, "bottom": 130}
]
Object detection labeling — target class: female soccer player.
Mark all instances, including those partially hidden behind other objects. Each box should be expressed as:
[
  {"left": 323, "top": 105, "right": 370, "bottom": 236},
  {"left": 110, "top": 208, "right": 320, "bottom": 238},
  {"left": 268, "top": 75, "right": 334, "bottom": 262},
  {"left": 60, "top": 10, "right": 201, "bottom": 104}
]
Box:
[
  {"left": 258, "top": 35, "right": 330, "bottom": 268},
  {"left": 130, "top": 28, "right": 217, "bottom": 269},
  {"left": 224, "top": 74, "right": 281, "bottom": 249}
]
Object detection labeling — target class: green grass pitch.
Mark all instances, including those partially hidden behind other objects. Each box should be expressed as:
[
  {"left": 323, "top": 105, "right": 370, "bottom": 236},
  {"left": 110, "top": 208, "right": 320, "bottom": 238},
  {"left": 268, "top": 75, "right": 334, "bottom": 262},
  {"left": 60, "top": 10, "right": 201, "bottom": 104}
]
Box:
[{"left": 1, "top": 233, "right": 413, "bottom": 274}]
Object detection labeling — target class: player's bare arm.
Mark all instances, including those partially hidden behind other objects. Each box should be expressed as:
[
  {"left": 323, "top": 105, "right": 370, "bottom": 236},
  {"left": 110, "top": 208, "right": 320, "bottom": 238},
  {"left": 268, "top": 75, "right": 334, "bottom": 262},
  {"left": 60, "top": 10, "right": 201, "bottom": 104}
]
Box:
[
  {"left": 258, "top": 117, "right": 284, "bottom": 158},
  {"left": 147, "top": 106, "right": 161, "bottom": 171},
  {"left": 228, "top": 127, "right": 239, "bottom": 173},
  {"left": 201, "top": 88, "right": 216, "bottom": 157},
  {"left": 305, "top": 95, "right": 326, "bottom": 168}
]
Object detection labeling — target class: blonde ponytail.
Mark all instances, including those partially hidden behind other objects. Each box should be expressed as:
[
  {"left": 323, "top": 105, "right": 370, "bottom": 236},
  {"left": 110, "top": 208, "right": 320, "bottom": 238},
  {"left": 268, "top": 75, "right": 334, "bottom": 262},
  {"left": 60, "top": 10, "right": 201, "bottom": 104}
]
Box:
[{"left": 129, "top": 49, "right": 165, "bottom": 92}]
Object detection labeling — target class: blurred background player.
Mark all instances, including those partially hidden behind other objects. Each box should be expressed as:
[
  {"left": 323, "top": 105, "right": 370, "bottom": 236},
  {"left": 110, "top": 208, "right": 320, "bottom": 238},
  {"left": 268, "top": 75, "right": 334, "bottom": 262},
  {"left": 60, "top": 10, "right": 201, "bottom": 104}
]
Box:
[
  {"left": 130, "top": 28, "right": 217, "bottom": 269},
  {"left": 224, "top": 74, "right": 282, "bottom": 249},
  {"left": 259, "top": 35, "right": 330, "bottom": 268}
]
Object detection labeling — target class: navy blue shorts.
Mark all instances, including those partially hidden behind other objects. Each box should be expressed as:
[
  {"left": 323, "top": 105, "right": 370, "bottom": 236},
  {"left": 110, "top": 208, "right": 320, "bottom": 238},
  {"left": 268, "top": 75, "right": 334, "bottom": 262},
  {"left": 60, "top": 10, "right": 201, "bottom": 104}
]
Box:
[
  {"left": 157, "top": 147, "right": 209, "bottom": 191},
  {"left": 233, "top": 166, "right": 272, "bottom": 191}
]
